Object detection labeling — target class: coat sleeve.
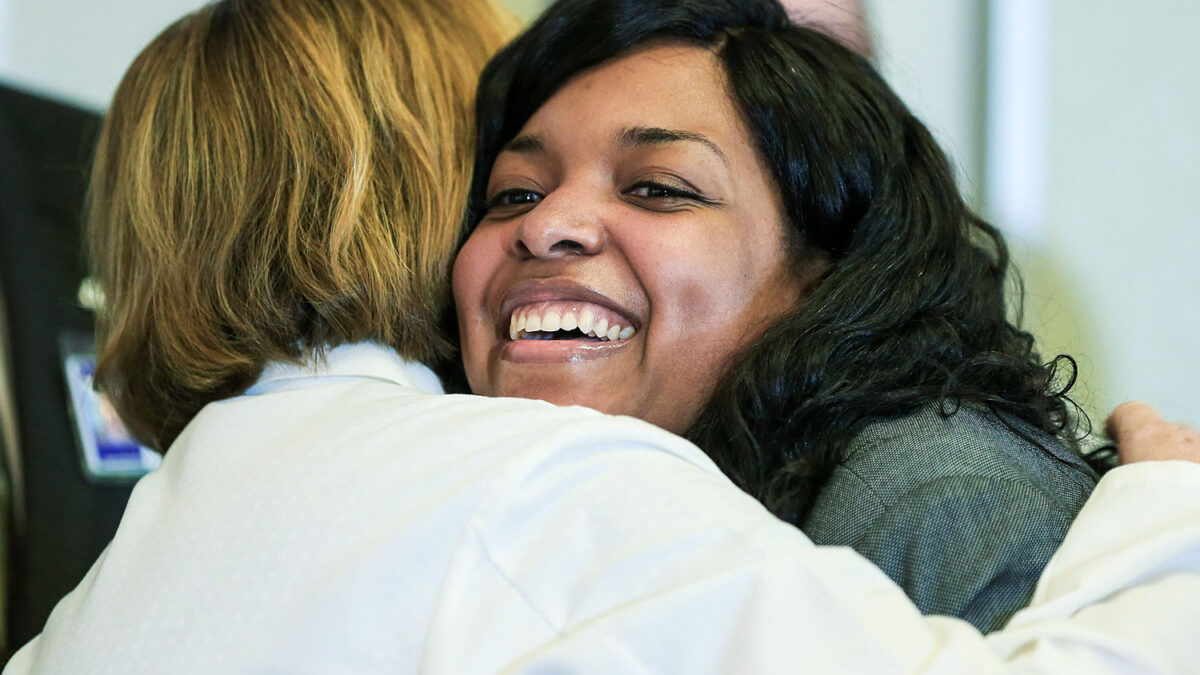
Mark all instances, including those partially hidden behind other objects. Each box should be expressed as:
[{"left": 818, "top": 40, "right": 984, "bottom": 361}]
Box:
[
  {"left": 850, "top": 474, "right": 1076, "bottom": 633},
  {"left": 423, "top": 414, "right": 1200, "bottom": 674}
]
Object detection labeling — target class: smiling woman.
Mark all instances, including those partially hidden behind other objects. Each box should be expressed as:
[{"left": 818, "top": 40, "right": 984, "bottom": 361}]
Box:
[
  {"left": 455, "top": 42, "right": 811, "bottom": 434},
  {"left": 455, "top": 0, "right": 1097, "bottom": 633}
]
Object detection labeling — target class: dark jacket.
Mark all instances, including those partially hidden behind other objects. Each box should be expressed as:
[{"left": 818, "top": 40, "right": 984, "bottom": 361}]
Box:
[
  {"left": 802, "top": 404, "right": 1097, "bottom": 633},
  {"left": 0, "top": 83, "right": 116, "bottom": 652}
]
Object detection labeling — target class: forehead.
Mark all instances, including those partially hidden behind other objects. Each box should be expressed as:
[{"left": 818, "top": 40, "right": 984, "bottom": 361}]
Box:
[{"left": 519, "top": 43, "right": 753, "bottom": 151}]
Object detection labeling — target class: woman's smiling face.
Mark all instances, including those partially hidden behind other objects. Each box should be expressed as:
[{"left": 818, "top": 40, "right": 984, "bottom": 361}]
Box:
[{"left": 453, "top": 43, "right": 802, "bottom": 434}]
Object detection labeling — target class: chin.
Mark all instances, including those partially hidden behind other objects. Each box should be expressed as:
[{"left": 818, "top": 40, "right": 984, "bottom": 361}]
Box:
[{"left": 497, "top": 382, "right": 618, "bottom": 416}]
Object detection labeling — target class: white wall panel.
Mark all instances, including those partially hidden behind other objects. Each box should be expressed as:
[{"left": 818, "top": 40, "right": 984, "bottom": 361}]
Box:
[
  {"left": 865, "top": 0, "right": 987, "bottom": 207},
  {"left": 1030, "top": 0, "right": 1200, "bottom": 423},
  {"left": 0, "top": 0, "right": 547, "bottom": 110},
  {"left": 0, "top": 0, "right": 208, "bottom": 110}
]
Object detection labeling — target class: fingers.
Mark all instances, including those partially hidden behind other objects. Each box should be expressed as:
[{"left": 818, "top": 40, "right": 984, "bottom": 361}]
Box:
[
  {"left": 1106, "top": 401, "right": 1200, "bottom": 465},
  {"left": 1105, "top": 401, "right": 1162, "bottom": 443}
]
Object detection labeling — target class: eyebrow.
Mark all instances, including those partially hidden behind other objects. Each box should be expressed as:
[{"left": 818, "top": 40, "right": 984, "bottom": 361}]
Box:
[
  {"left": 616, "top": 126, "right": 728, "bottom": 165},
  {"left": 500, "top": 134, "right": 545, "bottom": 154}
]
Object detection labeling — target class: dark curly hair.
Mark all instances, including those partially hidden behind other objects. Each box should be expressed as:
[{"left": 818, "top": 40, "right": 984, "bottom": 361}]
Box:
[{"left": 467, "top": 0, "right": 1086, "bottom": 524}]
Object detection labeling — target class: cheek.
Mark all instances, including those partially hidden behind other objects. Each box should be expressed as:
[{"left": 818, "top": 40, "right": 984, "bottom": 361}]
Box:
[
  {"left": 643, "top": 255, "right": 758, "bottom": 383},
  {"left": 451, "top": 232, "right": 503, "bottom": 378},
  {"left": 452, "top": 232, "right": 498, "bottom": 318},
  {"left": 648, "top": 240, "right": 793, "bottom": 371},
  {"left": 630, "top": 227, "right": 765, "bottom": 352},
  {"left": 666, "top": 245, "right": 765, "bottom": 321}
]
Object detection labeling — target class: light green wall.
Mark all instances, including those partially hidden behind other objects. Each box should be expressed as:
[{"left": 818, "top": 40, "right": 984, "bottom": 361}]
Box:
[
  {"left": 866, "top": 0, "right": 1200, "bottom": 427},
  {"left": 1024, "top": 1, "right": 1200, "bottom": 424},
  {"left": 500, "top": 0, "right": 549, "bottom": 22}
]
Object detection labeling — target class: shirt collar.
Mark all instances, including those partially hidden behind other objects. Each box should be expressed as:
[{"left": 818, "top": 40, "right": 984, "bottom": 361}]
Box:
[{"left": 244, "top": 342, "right": 444, "bottom": 397}]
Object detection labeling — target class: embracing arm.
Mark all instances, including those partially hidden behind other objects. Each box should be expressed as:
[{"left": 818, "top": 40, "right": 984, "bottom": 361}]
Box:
[
  {"left": 986, "top": 404, "right": 1200, "bottom": 670},
  {"left": 990, "top": 461, "right": 1200, "bottom": 672},
  {"left": 423, "top": 412, "right": 1200, "bottom": 673}
]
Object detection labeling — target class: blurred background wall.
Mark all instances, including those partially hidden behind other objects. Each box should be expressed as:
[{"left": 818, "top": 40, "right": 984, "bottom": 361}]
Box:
[{"left": 0, "top": 0, "right": 1196, "bottom": 426}]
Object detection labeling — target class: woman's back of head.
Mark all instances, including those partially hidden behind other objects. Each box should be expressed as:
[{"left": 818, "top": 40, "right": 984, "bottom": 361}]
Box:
[{"left": 90, "top": 0, "right": 517, "bottom": 451}]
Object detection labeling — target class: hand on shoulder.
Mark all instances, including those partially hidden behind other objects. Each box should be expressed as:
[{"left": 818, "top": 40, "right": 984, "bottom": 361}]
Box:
[{"left": 1107, "top": 401, "right": 1200, "bottom": 464}]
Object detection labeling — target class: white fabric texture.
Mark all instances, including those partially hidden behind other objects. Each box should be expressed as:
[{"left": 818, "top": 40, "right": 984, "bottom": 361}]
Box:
[{"left": 6, "top": 342, "right": 1200, "bottom": 674}]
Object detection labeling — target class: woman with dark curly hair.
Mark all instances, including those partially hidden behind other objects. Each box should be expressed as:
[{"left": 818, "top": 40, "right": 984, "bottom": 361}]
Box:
[{"left": 453, "top": 0, "right": 1096, "bottom": 632}]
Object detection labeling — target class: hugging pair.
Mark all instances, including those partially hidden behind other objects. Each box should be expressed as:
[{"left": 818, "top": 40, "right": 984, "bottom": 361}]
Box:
[{"left": 9, "top": 0, "right": 1200, "bottom": 672}]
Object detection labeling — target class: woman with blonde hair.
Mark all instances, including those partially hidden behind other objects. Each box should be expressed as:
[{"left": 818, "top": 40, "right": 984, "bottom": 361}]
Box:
[
  {"left": 11, "top": 0, "right": 542, "bottom": 669},
  {"left": 88, "top": 0, "right": 508, "bottom": 451},
  {"left": 8, "top": 0, "right": 1200, "bottom": 671}
]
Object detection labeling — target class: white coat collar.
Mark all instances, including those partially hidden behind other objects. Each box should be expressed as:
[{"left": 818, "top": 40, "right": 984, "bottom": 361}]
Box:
[{"left": 245, "top": 342, "right": 444, "bottom": 397}]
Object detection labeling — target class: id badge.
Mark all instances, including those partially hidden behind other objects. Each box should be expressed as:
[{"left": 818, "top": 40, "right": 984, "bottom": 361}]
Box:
[{"left": 61, "top": 334, "right": 161, "bottom": 483}]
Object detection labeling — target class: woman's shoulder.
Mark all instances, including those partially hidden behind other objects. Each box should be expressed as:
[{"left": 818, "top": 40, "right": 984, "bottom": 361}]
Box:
[
  {"left": 803, "top": 404, "right": 1098, "bottom": 631},
  {"left": 845, "top": 404, "right": 1093, "bottom": 494},
  {"left": 806, "top": 403, "right": 1096, "bottom": 535}
]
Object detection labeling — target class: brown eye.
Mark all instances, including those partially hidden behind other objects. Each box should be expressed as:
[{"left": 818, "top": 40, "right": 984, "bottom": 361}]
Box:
[
  {"left": 625, "top": 181, "right": 717, "bottom": 211},
  {"left": 627, "top": 181, "right": 695, "bottom": 200},
  {"left": 485, "top": 188, "right": 542, "bottom": 213}
]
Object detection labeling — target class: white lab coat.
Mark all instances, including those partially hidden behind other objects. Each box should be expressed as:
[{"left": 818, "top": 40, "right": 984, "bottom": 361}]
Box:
[{"left": 6, "top": 342, "right": 1200, "bottom": 673}]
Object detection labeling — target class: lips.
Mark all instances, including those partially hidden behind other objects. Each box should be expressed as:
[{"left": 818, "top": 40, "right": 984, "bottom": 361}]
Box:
[
  {"left": 495, "top": 278, "right": 640, "bottom": 362},
  {"left": 499, "top": 279, "right": 638, "bottom": 334}
]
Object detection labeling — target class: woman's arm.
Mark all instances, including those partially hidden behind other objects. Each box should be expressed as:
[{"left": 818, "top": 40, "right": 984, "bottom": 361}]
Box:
[{"left": 424, "top": 410, "right": 1200, "bottom": 673}]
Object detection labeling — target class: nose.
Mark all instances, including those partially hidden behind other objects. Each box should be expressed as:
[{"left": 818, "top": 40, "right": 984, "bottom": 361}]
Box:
[{"left": 510, "top": 192, "right": 606, "bottom": 260}]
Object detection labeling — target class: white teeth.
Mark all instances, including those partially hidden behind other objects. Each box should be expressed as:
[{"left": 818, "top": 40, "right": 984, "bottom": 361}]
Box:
[
  {"left": 561, "top": 311, "right": 578, "bottom": 331},
  {"left": 508, "top": 306, "right": 637, "bottom": 342}
]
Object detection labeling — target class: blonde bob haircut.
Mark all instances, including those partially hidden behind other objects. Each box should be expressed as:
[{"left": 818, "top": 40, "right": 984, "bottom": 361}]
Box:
[{"left": 89, "top": 0, "right": 517, "bottom": 451}]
